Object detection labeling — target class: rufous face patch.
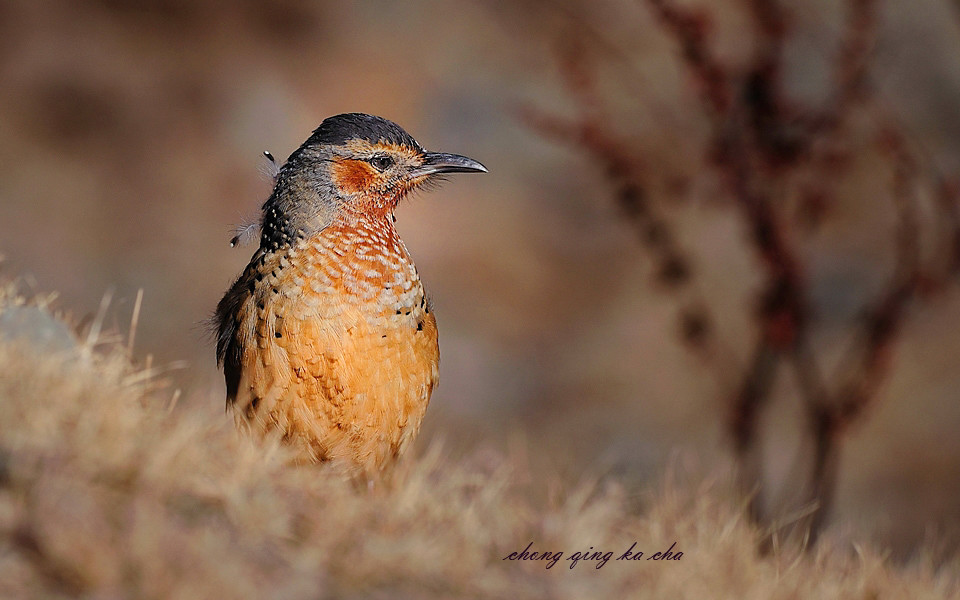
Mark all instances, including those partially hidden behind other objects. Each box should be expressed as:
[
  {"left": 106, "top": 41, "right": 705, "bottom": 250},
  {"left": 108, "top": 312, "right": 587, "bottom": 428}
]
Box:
[{"left": 330, "top": 159, "right": 378, "bottom": 195}]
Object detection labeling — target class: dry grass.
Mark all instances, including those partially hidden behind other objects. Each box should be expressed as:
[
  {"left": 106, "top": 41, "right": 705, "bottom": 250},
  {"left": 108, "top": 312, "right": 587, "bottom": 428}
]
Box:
[{"left": 0, "top": 286, "right": 956, "bottom": 599}]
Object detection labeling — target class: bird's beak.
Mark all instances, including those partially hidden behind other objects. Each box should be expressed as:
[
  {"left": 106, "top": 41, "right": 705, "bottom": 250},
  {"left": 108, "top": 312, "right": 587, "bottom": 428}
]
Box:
[{"left": 412, "top": 152, "right": 488, "bottom": 177}]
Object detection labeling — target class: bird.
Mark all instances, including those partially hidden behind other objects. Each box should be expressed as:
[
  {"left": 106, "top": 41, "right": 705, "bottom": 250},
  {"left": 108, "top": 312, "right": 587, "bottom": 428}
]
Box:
[{"left": 214, "top": 113, "right": 486, "bottom": 477}]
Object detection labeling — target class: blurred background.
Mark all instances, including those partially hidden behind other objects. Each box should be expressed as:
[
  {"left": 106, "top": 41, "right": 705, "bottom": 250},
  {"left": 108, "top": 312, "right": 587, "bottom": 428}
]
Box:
[{"left": 1, "top": 0, "right": 959, "bottom": 557}]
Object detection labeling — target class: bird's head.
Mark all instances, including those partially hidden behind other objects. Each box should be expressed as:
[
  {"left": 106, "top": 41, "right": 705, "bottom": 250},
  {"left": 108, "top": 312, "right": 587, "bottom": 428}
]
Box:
[{"left": 260, "top": 113, "right": 485, "bottom": 248}]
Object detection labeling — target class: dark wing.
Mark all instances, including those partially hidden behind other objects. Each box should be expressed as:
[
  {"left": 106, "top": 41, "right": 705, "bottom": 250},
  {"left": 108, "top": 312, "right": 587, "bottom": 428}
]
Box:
[{"left": 215, "top": 255, "right": 260, "bottom": 406}]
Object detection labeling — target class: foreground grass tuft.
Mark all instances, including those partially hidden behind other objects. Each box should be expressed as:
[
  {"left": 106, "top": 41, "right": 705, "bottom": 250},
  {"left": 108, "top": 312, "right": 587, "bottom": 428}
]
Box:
[{"left": 0, "top": 287, "right": 956, "bottom": 599}]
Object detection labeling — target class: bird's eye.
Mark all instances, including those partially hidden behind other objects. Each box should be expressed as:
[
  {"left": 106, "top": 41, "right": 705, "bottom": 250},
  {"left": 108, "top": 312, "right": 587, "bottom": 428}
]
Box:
[{"left": 369, "top": 155, "right": 394, "bottom": 171}]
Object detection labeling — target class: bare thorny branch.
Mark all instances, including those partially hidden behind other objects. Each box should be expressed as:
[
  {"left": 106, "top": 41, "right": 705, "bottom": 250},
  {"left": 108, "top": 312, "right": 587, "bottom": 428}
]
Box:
[
  {"left": 524, "top": 0, "right": 960, "bottom": 547},
  {"left": 518, "top": 40, "right": 734, "bottom": 374}
]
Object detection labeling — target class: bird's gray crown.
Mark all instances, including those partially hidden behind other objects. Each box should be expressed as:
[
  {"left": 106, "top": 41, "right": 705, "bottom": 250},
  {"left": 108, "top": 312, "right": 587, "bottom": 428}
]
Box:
[{"left": 301, "top": 113, "right": 422, "bottom": 151}]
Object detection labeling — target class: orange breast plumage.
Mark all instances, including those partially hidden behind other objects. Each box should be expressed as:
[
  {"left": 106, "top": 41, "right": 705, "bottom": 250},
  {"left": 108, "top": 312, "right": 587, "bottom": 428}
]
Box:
[{"left": 226, "top": 218, "right": 439, "bottom": 477}]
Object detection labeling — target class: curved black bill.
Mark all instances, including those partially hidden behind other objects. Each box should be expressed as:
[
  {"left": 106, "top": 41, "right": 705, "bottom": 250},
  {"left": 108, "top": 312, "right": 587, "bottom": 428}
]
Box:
[{"left": 413, "top": 152, "right": 488, "bottom": 176}]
